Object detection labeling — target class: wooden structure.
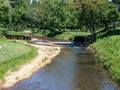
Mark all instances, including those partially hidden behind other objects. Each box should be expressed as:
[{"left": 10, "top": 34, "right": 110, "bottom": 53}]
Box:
[{"left": 4, "top": 35, "right": 31, "bottom": 41}]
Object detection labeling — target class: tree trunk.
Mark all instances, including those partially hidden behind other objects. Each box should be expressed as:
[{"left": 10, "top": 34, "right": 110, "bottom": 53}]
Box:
[
  {"left": 103, "top": 21, "right": 108, "bottom": 30},
  {"left": 112, "top": 21, "right": 117, "bottom": 29},
  {"left": 89, "top": 22, "right": 96, "bottom": 42}
]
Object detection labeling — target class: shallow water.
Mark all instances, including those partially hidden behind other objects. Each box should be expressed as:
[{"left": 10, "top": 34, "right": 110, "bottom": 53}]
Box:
[{"left": 2, "top": 44, "right": 120, "bottom": 90}]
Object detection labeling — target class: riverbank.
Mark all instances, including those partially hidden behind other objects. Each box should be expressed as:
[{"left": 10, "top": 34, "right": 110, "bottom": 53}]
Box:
[
  {"left": 90, "top": 35, "right": 120, "bottom": 83},
  {"left": 0, "top": 40, "right": 61, "bottom": 89},
  {"left": 6, "top": 42, "right": 120, "bottom": 90},
  {"left": 0, "top": 39, "right": 37, "bottom": 88}
]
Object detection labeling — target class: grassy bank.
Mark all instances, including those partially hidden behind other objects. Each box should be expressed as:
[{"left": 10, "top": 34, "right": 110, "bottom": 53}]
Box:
[
  {"left": 37, "top": 29, "right": 90, "bottom": 41},
  {"left": 6, "top": 31, "right": 30, "bottom": 36},
  {"left": 90, "top": 28, "right": 120, "bottom": 81},
  {"left": 55, "top": 31, "right": 90, "bottom": 41},
  {"left": 0, "top": 39, "right": 37, "bottom": 81},
  {"left": 0, "top": 30, "right": 31, "bottom": 36}
]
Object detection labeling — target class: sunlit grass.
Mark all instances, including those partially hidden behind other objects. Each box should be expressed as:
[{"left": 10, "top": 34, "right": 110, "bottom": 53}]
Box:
[
  {"left": 0, "top": 40, "right": 37, "bottom": 81},
  {"left": 6, "top": 31, "right": 30, "bottom": 36},
  {"left": 55, "top": 31, "right": 90, "bottom": 40},
  {"left": 91, "top": 28, "right": 120, "bottom": 81}
]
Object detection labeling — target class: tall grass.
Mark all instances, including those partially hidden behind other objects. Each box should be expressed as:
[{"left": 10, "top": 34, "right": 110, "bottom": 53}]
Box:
[{"left": 91, "top": 35, "right": 120, "bottom": 81}]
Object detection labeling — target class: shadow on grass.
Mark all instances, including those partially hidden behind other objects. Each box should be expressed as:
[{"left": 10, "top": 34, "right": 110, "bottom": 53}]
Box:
[
  {"left": 97, "top": 28, "right": 120, "bottom": 39},
  {"left": 47, "top": 30, "right": 63, "bottom": 37}
]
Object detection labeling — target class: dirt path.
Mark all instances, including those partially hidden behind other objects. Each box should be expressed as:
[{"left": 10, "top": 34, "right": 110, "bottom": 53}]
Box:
[{"left": 0, "top": 40, "right": 61, "bottom": 89}]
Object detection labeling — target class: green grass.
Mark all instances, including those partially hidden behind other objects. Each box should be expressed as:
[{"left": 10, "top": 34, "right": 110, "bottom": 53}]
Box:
[
  {"left": 0, "top": 42, "right": 31, "bottom": 63},
  {"left": 6, "top": 31, "right": 30, "bottom": 36},
  {"left": 37, "top": 29, "right": 91, "bottom": 41},
  {"left": 90, "top": 28, "right": 120, "bottom": 81},
  {"left": 55, "top": 31, "right": 90, "bottom": 41},
  {"left": 0, "top": 40, "right": 37, "bottom": 81}
]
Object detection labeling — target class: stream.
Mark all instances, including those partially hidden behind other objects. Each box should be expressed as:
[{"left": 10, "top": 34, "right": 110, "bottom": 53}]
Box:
[{"left": 2, "top": 42, "right": 120, "bottom": 90}]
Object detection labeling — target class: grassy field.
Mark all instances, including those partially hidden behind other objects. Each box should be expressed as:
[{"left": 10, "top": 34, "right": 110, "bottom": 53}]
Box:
[
  {"left": 90, "top": 28, "right": 120, "bottom": 81},
  {"left": 0, "top": 29, "right": 31, "bottom": 36},
  {"left": 6, "top": 31, "right": 30, "bottom": 36},
  {"left": 0, "top": 39, "right": 37, "bottom": 81}
]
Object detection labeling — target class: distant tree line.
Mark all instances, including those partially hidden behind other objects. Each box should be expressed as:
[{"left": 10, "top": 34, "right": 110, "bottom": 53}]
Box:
[{"left": 0, "top": 0, "right": 119, "bottom": 40}]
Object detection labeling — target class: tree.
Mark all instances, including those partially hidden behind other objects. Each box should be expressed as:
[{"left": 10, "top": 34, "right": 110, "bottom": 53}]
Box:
[
  {"left": 76, "top": 0, "right": 119, "bottom": 41},
  {"left": 8, "top": 0, "right": 30, "bottom": 31},
  {"left": 112, "top": 0, "right": 120, "bottom": 11},
  {"left": 0, "top": 0, "right": 119, "bottom": 40},
  {"left": 99, "top": 2, "right": 119, "bottom": 29},
  {"left": 0, "top": 0, "right": 11, "bottom": 27}
]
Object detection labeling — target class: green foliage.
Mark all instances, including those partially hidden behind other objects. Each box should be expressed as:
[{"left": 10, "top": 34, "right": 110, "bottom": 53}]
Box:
[
  {"left": 0, "top": 0, "right": 119, "bottom": 35},
  {"left": 0, "top": 30, "right": 3, "bottom": 37},
  {"left": 112, "top": 0, "right": 120, "bottom": 11},
  {"left": 0, "top": 0, "right": 120, "bottom": 83},
  {"left": 0, "top": 0, "right": 11, "bottom": 26},
  {"left": 37, "top": 29, "right": 90, "bottom": 40},
  {"left": 91, "top": 29, "right": 120, "bottom": 81},
  {"left": 76, "top": 0, "right": 119, "bottom": 38}
]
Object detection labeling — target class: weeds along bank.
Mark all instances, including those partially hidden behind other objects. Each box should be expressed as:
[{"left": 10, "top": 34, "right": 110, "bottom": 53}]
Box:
[
  {"left": 0, "top": 39, "right": 37, "bottom": 81},
  {"left": 90, "top": 36, "right": 120, "bottom": 82}
]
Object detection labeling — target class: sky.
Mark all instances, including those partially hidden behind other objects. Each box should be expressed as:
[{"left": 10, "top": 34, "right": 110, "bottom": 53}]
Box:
[
  {"left": 109, "top": 0, "right": 112, "bottom": 2},
  {"left": 30, "top": 0, "right": 33, "bottom": 4}
]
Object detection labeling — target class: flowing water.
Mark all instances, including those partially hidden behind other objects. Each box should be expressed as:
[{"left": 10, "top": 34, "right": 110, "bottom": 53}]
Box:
[{"left": 2, "top": 43, "right": 120, "bottom": 90}]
